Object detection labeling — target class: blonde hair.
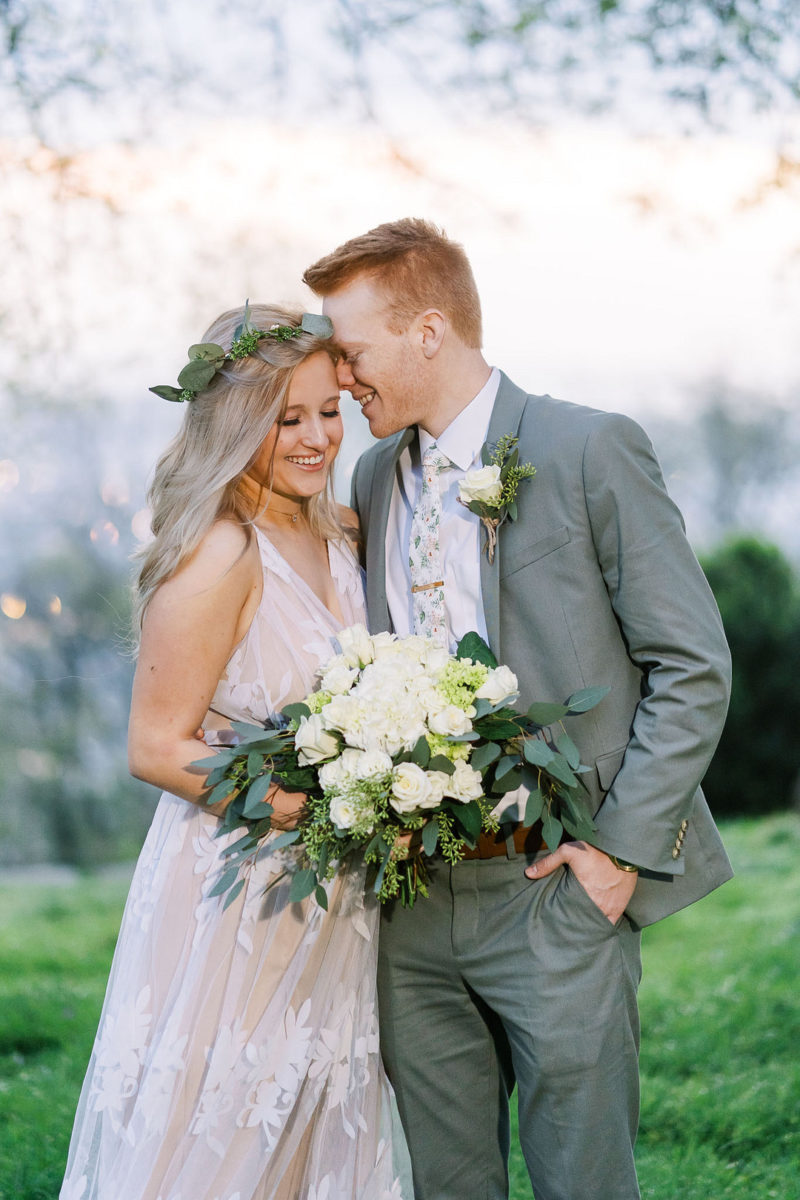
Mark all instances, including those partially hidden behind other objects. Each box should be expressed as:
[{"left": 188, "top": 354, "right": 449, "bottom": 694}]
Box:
[
  {"left": 133, "top": 303, "right": 342, "bottom": 636},
  {"left": 303, "top": 218, "right": 483, "bottom": 348}
]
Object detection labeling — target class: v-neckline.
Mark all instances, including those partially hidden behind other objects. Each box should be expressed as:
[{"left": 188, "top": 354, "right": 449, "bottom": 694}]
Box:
[{"left": 254, "top": 527, "right": 346, "bottom": 627}]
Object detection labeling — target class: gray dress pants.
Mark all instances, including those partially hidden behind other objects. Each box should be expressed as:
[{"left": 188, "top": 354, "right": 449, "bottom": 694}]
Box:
[{"left": 378, "top": 853, "right": 642, "bottom": 1200}]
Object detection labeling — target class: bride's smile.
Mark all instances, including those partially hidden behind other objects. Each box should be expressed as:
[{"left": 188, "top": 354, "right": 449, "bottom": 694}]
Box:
[{"left": 245, "top": 350, "right": 343, "bottom": 506}]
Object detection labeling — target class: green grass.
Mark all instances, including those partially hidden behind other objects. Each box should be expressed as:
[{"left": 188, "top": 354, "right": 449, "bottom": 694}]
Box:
[{"left": 1, "top": 817, "right": 798, "bottom": 1199}]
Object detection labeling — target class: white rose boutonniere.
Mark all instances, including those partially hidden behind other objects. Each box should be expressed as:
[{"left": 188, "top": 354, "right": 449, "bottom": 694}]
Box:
[
  {"left": 459, "top": 464, "right": 503, "bottom": 505},
  {"left": 458, "top": 434, "right": 536, "bottom": 563}
]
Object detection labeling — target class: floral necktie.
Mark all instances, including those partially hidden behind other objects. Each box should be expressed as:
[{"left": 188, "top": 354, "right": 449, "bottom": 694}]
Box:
[{"left": 409, "top": 444, "right": 449, "bottom": 646}]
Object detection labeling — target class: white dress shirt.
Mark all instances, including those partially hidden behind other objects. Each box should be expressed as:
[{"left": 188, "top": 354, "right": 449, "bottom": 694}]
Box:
[{"left": 386, "top": 368, "right": 500, "bottom": 650}]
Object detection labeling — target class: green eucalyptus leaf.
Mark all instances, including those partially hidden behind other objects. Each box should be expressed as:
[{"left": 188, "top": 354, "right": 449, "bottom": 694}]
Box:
[
  {"left": 188, "top": 342, "right": 226, "bottom": 363},
  {"left": 428, "top": 754, "right": 456, "bottom": 775},
  {"left": 556, "top": 731, "right": 581, "bottom": 770},
  {"left": 456, "top": 631, "right": 498, "bottom": 668},
  {"left": 523, "top": 739, "right": 556, "bottom": 768},
  {"left": 314, "top": 883, "right": 329, "bottom": 910},
  {"left": 469, "top": 741, "right": 502, "bottom": 771},
  {"left": 207, "top": 779, "right": 234, "bottom": 806},
  {"left": 373, "top": 846, "right": 393, "bottom": 896},
  {"left": 544, "top": 754, "right": 578, "bottom": 788},
  {"left": 527, "top": 701, "right": 569, "bottom": 725},
  {"left": 234, "top": 299, "right": 253, "bottom": 342},
  {"left": 542, "top": 811, "right": 563, "bottom": 851},
  {"left": 507, "top": 499, "right": 518, "bottom": 521},
  {"left": 289, "top": 868, "right": 317, "bottom": 903},
  {"left": 221, "top": 830, "right": 258, "bottom": 858},
  {"left": 301, "top": 312, "right": 334, "bottom": 338},
  {"left": 177, "top": 359, "right": 217, "bottom": 391},
  {"left": 410, "top": 736, "right": 430, "bottom": 768},
  {"left": 495, "top": 753, "right": 521, "bottom": 782},
  {"left": 221, "top": 877, "right": 246, "bottom": 910},
  {"left": 422, "top": 818, "right": 439, "bottom": 856},
  {"left": 243, "top": 773, "right": 274, "bottom": 817},
  {"left": 208, "top": 865, "right": 240, "bottom": 898},
  {"left": 246, "top": 750, "right": 264, "bottom": 777},
  {"left": 477, "top": 716, "right": 522, "bottom": 740},
  {"left": 524, "top": 787, "right": 544, "bottom": 825},
  {"left": 203, "top": 764, "right": 232, "bottom": 788},
  {"left": 491, "top": 767, "right": 522, "bottom": 794},
  {"left": 454, "top": 799, "right": 482, "bottom": 839},
  {"left": 231, "top": 720, "right": 272, "bottom": 741},
  {"left": 149, "top": 384, "right": 185, "bottom": 402},
  {"left": 480, "top": 442, "right": 493, "bottom": 466},
  {"left": 282, "top": 702, "right": 311, "bottom": 724},
  {"left": 566, "top": 685, "right": 611, "bottom": 714},
  {"left": 269, "top": 829, "right": 301, "bottom": 851}
]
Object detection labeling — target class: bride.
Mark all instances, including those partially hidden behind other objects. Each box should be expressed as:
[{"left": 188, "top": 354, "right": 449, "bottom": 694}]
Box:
[{"left": 60, "top": 304, "right": 408, "bottom": 1200}]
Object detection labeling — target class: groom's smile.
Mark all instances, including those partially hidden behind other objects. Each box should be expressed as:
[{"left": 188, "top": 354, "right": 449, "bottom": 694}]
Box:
[{"left": 322, "top": 277, "right": 429, "bottom": 439}]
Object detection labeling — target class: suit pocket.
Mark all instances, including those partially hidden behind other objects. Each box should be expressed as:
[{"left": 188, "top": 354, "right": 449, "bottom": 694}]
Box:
[
  {"left": 595, "top": 746, "right": 627, "bottom": 792},
  {"left": 500, "top": 525, "right": 571, "bottom": 579}
]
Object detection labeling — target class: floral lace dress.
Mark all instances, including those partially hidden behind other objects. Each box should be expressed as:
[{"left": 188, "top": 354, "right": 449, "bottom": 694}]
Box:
[{"left": 61, "top": 531, "right": 410, "bottom": 1200}]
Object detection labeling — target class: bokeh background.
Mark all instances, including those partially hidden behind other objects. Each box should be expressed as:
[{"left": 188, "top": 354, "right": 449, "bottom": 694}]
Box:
[{"left": 2, "top": 0, "right": 800, "bottom": 868}]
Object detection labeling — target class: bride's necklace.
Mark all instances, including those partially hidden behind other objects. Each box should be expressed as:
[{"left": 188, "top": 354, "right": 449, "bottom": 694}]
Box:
[
  {"left": 258, "top": 502, "right": 303, "bottom": 527},
  {"left": 273, "top": 508, "right": 301, "bottom": 524}
]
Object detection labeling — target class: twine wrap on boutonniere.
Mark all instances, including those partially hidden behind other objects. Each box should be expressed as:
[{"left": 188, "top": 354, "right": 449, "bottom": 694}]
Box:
[{"left": 458, "top": 434, "right": 536, "bottom": 564}]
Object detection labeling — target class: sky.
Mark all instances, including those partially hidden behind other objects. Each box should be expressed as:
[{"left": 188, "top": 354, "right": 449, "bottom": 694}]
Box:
[{"left": 1, "top": 2, "right": 800, "bottom": 570}]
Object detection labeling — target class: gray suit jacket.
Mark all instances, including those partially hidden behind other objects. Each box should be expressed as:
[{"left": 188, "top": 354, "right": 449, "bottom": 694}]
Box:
[{"left": 351, "top": 372, "right": 733, "bottom": 927}]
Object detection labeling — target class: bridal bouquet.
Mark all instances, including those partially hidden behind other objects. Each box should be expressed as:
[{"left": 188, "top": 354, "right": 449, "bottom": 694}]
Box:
[{"left": 196, "top": 626, "right": 608, "bottom": 909}]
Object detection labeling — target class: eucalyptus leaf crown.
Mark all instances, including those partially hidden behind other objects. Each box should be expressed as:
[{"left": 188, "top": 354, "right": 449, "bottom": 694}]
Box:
[{"left": 149, "top": 302, "right": 335, "bottom": 403}]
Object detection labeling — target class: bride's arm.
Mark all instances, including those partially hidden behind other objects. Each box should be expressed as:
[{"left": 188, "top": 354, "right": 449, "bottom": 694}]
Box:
[{"left": 128, "top": 521, "right": 305, "bottom": 823}]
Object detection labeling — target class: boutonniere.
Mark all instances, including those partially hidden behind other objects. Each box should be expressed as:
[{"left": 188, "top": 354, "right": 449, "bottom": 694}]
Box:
[{"left": 458, "top": 434, "right": 536, "bottom": 564}]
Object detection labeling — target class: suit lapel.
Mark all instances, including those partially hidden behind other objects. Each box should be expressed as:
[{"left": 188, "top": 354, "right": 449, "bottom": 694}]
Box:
[
  {"left": 365, "top": 427, "right": 414, "bottom": 632},
  {"left": 479, "top": 372, "right": 529, "bottom": 660}
]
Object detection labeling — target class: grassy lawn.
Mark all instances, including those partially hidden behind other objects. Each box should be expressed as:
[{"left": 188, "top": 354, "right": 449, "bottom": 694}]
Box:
[{"left": 1, "top": 816, "right": 798, "bottom": 1199}]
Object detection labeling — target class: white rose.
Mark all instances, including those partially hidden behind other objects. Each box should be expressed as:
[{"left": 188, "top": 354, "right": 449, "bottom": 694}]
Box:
[
  {"left": 320, "top": 662, "right": 359, "bottom": 695},
  {"left": 389, "top": 762, "right": 432, "bottom": 814},
  {"left": 329, "top": 794, "right": 359, "bottom": 829},
  {"left": 429, "top": 704, "right": 474, "bottom": 738},
  {"left": 337, "top": 623, "right": 375, "bottom": 668},
  {"left": 353, "top": 748, "right": 393, "bottom": 780},
  {"left": 420, "top": 770, "right": 450, "bottom": 810},
  {"left": 369, "top": 631, "right": 400, "bottom": 659},
  {"left": 318, "top": 748, "right": 362, "bottom": 791},
  {"left": 320, "top": 695, "right": 366, "bottom": 739},
  {"left": 408, "top": 677, "right": 449, "bottom": 719},
  {"left": 475, "top": 664, "right": 519, "bottom": 707},
  {"left": 421, "top": 643, "right": 451, "bottom": 675},
  {"left": 459, "top": 464, "right": 503, "bottom": 506},
  {"left": 445, "top": 760, "right": 484, "bottom": 803},
  {"left": 294, "top": 713, "right": 339, "bottom": 765}
]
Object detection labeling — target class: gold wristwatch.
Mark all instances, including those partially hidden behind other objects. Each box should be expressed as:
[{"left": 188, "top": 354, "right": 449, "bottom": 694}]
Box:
[{"left": 609, "top": 855, "right": 639, "bottom": 873}]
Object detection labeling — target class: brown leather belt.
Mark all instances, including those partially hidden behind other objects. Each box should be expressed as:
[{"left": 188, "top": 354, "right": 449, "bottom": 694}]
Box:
[{"left": 460, "top": 819, "right": 547, "bottom": 860}]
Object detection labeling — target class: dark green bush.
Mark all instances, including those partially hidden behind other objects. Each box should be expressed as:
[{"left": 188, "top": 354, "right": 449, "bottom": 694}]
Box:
[{"left": 701, "top": 537, "right": 800, "bottom": 817}]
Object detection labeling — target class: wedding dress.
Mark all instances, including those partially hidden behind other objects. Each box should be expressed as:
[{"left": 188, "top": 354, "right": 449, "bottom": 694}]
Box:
[{"left": 61, "top": 530, "right": 409, "bottom": 1200}]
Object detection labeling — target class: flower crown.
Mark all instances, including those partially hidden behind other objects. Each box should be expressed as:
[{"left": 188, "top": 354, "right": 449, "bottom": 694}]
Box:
[{"left": 149, "top": 302, "right": 335, "bottom": 403}]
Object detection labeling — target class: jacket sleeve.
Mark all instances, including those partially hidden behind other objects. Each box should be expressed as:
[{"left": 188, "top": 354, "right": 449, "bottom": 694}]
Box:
[{"left": 583, "top": 412, "right": 731, "bottom": 874}]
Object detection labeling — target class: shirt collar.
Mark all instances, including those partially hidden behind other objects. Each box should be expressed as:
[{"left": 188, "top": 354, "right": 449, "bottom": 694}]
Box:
[{"left": 418, "top": 367, "right": 500, "bottom": 471}]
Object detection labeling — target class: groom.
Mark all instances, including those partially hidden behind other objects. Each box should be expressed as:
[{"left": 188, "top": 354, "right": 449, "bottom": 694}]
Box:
[{"left": 304, "top": 219, "right": 732, "bottom": 1200}]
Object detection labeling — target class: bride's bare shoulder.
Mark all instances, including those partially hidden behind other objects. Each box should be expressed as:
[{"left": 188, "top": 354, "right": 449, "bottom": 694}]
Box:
[{"left": 160, "top": 520, "right": 257, "bottom": 600}]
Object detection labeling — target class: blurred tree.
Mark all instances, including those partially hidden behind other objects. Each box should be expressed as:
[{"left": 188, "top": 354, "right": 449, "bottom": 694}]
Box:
[
  {"left": 701, "top": 536, "right": 800, "bottom": 817},
  {"left": 0, "top": 529, "right": 156, "bottom": 866},
  {"left": 1, "top": 0, "right": 798, "bottom": 143}
]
